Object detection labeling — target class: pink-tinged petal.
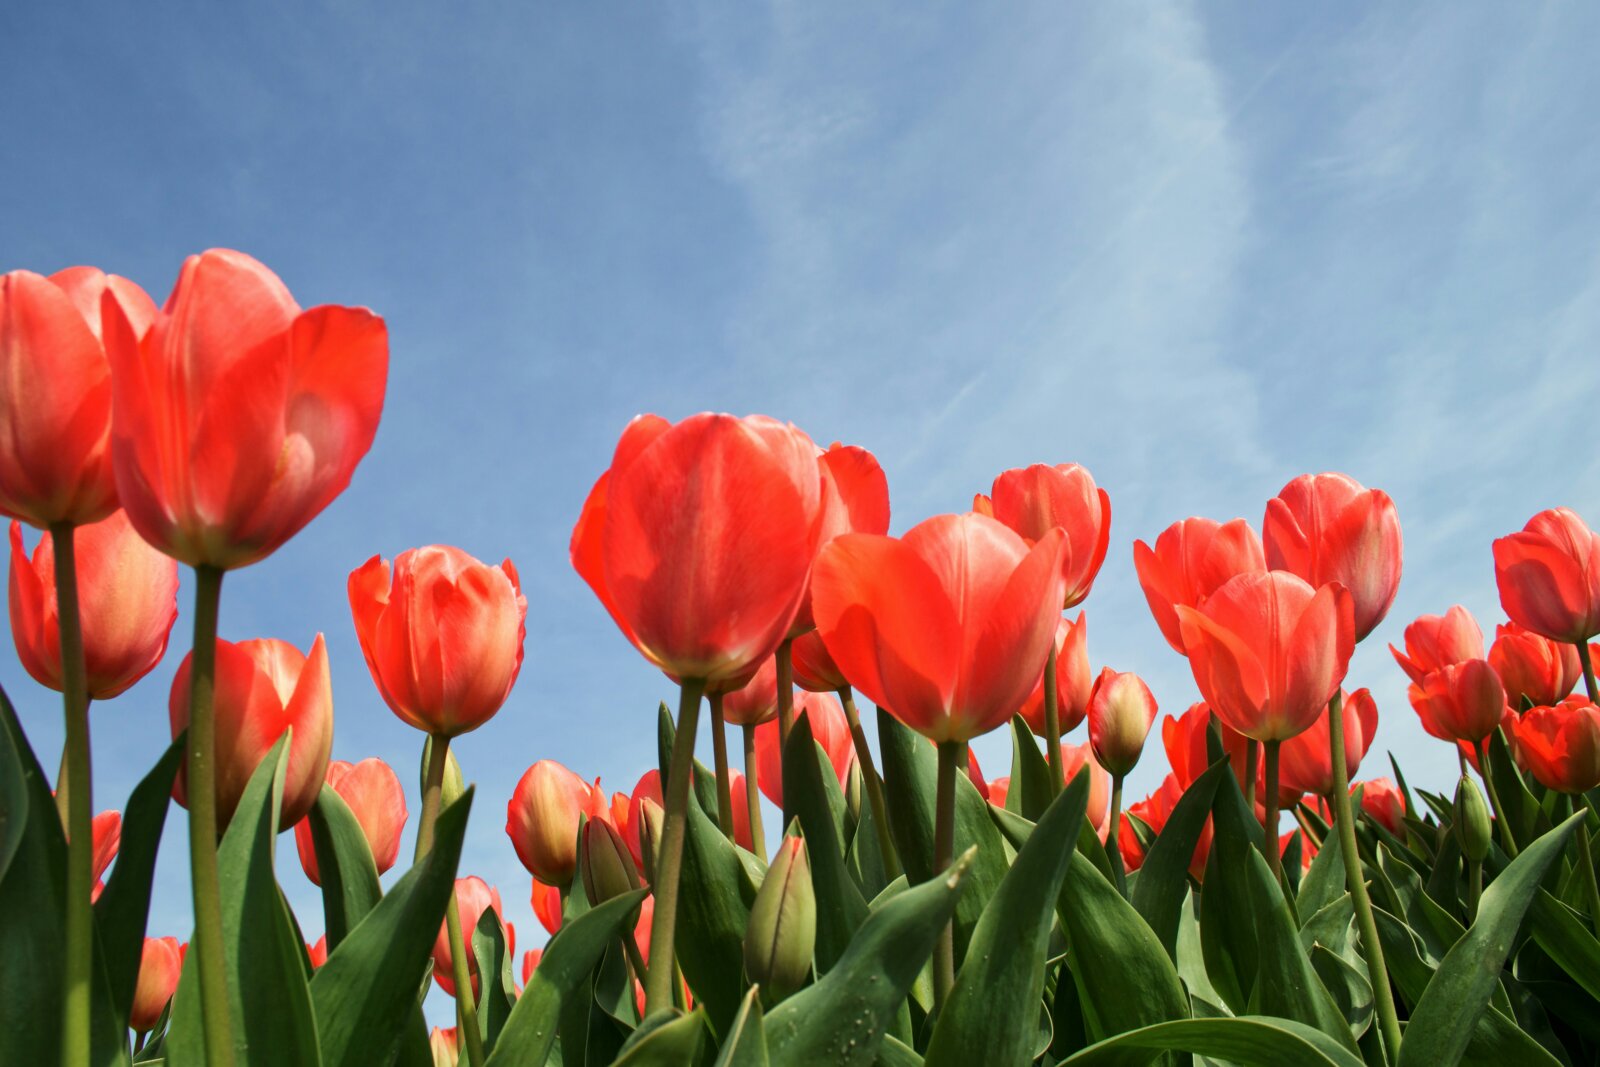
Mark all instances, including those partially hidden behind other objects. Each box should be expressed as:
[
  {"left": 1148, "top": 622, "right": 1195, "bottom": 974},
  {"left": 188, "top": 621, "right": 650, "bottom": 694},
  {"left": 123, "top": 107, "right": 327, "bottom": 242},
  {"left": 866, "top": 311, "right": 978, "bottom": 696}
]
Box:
[
  {"left": 8, "top": 521, "right": 55, "bottom": 689},
  {"left": 904, "top": 513, "right": 1032, "bottom": 686},
  {"left": 1279, "top": 584, "right": 1355, "bottom": 740},
  {"left": 147, "top": 249, "right": 298, "bottom": 405},
  {"left": 1176, "top": 602, "right": 1269, "bottom": 740},
  {"left": 49, "top": 267, "right": 157, "bottom": 344},
  {"left": 957, "top": 527, "right": 1068, "bottom": 739},
  {"left": 1321, "top": 489, "right": 1402, "bottom": 639},
  {"left": 280, "top": 635, "right": 335, "bottom": 826},
  {"left": 66, "top": 509, "right": 180, "bottom": 698}
]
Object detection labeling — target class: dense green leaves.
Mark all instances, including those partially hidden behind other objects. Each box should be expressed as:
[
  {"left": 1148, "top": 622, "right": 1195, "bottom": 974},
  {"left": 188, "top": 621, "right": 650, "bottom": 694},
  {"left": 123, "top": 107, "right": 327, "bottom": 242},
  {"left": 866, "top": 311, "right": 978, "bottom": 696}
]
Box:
[
  {"left": 1058, "top": 1016, "right": 1368, "bottom": 1067},
  {"left": 782, "top": 713, "right": 868, "bottom": 973},
  {"left": 1130, "top": 757, "right": 1229, "bottom": 960},
  {"left": 675, "top": 781, "right": 758, "bottom": 1035}
]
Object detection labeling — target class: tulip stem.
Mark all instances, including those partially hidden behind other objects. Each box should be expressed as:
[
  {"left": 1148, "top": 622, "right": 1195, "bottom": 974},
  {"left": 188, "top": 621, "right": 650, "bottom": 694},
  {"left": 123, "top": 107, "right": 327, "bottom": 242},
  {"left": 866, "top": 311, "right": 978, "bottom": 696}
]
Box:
[
  {"left": 1575, "top": 804, "right": 1600, "bottom": 934},
  {"left": 1263, "top": 740, "right": 1282, "bottom": 880},
  {"left": 415, "top": 735, "right": 449, "bottom": 862},
  {"left": 623, "top": 928, "right": 649, "bottom": 991},
  {"left": 52, "top": 524, "right": 94, "bottom": 1067},
  {"left": 932, "top": 740, "right": 960, "bottom": 1016},
  {"left": 742, "top": 723, "right": 766, "bottom": 858},
  {"left": 1466, "top": 859, "right": 1482, "bottom": 924},
  {"left": 1326, "top": 690, "right": 1403, "bottom": 1066},
  {"left": 185, "top": 564, "right": 236, "bottom": 1067},
  {"left": 417, "top": 733, "right": 485, "bottom": 1067},
  {"left": 1474, "top": 738, "right": 1519, "bottom": 858},
  {"left": 1108, "top": 772, "right": 1127, "bottom": 896},
  {"left": 645, "top": 678, "right": 706, "bottom": 1016},
  {"left": 1579, "top": 641, "right": 1600, "bottom": 703},
  {"left": 1043, "top": 651, "right": 1063, "bottom": 798},
  {"left": 839, "top": 689, "right": 900, "bottom": 880},
  {"left": 1244, "top": 740, "right": 1259, "bottom": 815},
  {"left": 708, "top": 693, "right": 736, "bottom": 841},
  {"left": 775, "top": 640, "right": 795, "bottom": 749}
]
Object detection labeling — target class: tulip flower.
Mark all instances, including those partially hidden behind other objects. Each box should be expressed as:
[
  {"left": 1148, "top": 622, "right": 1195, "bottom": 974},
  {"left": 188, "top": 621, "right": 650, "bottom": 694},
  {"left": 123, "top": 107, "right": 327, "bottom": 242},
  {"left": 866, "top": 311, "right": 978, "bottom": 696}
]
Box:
[
  {"left": 430, "top": 1026, "right": 460, "bottom": 1067},
  {"left": 1162, "top": 702, "right": 1253, "bottom": 792},
  {"left": 349, "top": 545, "right": 527, "bottom": 739},
  {"left": 986, "top": 776, "right": 1011, "bottom": 809},
  {"left": 1120, "top": 775, "right": 1211, "bottom": 880},
  {"left": 791, "top": 442, "right": 892, "bottom": 636},
  {"left": 89, "top": 808, "right": 121, "bottom": 901},
  {"left": 620, "top": 770, "right": 663, "bottom": 873},
  {"left": 753, "top": 690, "right": 856, "bottom": 808},
  {"left": 964, "top": 747, "right": 990, "bottom": 801},
  {"left": 1389, "top": 605, "right": 1484, "bottom": 686},
  {"left": 1494, "top": 508, "right": 1600, "bottom": 645},
  {"left": 1060, "top": 741, "right": 1112, "bottom": 837},
  {"left": 0, "top": 267, "right": 155, "bottom": 528},
  {"left": 103, "top": 249, "right": 387, "bottom": 569},
  {"left": 1409, "top": 660, "right": 1506, "bottom": 747},
  {"left": 506, "top": 760, "right": 607, "bottom": 886},
  {"left": 1514, "top": 697, "right": 1600, "bottom": 795},
  {"left": 720, "top": 655, "right": 781, "bottom": 727},
  {"left": 9, "top": 511, "right": 179, "bottom": 699},
  {"left": 169, "top": 635, "right": 334, "bottom": 830},
  {"left": 790, "top": 630, "right": 848, "bottom": 693},
  {"left": 1018, "top": 613, "right": 1092, "bottom": 738},
  {"left": 1489, "top": 623, "right": 1582, "bottom": 710},
  {"left": 128, "top": 936, "right": 183, "bottom": 1034},
  {"left": 1133, "top": 517, "right": 1265, "bottom": 655},
  {"left": 306, "top": 935, "right": 328, "bottom": 969},
  {"left": 531, "top": 879, "right": 563, "bottom": 936},
  {"left": 744, "top": 837, "right": 816, "bottom": 1003},
  {"left": 293, "top": 758, "right": 408, "bottom": 885},
  {"left": 1353, "top": 777, "right": 1408, "bottom": 836},
  {"left": 1088, "top": 668, "right": 1158, "bottom": 778},
  {"left": 1263, "top": 473, "right": 1402, "bottom": 643},
  {"left": 983, "top": 463, "right": 1111, "bottom": 609},
  {"left": 433, "top": 877, "right": 512, "bottom": 999},
  {"left": 1278, "top": 688, "right": 1379, "bottom": 798}
]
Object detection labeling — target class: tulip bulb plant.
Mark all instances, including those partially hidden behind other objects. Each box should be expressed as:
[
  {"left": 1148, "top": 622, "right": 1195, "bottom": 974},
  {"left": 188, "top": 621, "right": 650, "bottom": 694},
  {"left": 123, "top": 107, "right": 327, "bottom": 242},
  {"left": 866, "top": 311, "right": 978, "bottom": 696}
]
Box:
[{"left": 10, "top": 258, "right": 1600, "bottom": 1067}]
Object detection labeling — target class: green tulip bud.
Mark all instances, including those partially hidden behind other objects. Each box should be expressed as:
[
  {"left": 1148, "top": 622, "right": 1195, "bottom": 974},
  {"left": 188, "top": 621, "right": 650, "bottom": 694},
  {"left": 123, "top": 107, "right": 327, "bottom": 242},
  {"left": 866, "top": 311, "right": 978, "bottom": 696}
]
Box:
[
  {"left": 1455, "top": 774, "right": 1492, "bottom": 863},
  {"left": 744, "top": 836, "right": 816, "bottom": 1002},
  {"left": 419, "top": 738, "right": 466, "bottom": 808},
  {"left": 638, "top": 797, "right": 664, "bottom": 884},
  {"left": 581, "top": 818, "right": 642, "bottom": 909}
]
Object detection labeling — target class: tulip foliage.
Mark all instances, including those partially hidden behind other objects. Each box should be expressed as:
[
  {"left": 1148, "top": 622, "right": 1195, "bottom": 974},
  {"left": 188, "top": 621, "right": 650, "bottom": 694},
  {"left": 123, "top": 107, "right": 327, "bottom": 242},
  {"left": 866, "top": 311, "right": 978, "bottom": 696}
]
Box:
[{"left": 12, "top": 257, "right": 1600, "bottom": 1067}]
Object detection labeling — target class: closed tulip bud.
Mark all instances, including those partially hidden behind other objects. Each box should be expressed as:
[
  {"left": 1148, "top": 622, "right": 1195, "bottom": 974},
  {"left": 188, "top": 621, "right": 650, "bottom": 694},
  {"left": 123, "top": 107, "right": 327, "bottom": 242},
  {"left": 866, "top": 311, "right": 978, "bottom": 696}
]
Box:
[
  {"left": 429, "top": 1026, "right": 460, "bottom": 1067},
  {"left": 294, "top": 757, "right": 408, "bottom": 885},
  {"left": 845, "top": 761, "right": 864, "bottom": 822},
  {"left": 619, "top": 770, "right": 663, "bottom": 872},
  {"left": 581, "top": 818, "right": 642, "bottom": 908},
  {"left": 986, "top": 463, "right": 1112, "bottom": 608},
  {"left": 1087, "top": 668, "right": 1158, "bottom": 777},
  {"left": 1409, "top": 659, "right": 1506, "bottom": 746},
  {"left": 1019, "top": 612, "right": 1093, "bottom": 738},
  {"left": 1489, "top": 623, "right": 1582, "bottom": 710},
  {"left": 349, "top": 545, "right": 527, "bottom": 738},
  {"left": 8, "top": 512, "right": 179, "bottom": 699},
  {"left": 1264, "top": 473, "right": 1403, "bottom": 642},
  {"left": 1389, "top": 605, "right": 1484, "bottom": 686},
  {"left": 0, "top": 267, "right": 155, "bottom": 527},
  {"left": 169, "top": 635, "right": 334, "bottom": 830},
  {"left": 128, "top": 936, "right": 183, "bottom": 1033},
  {"left": 1494, "top": 508, "right": 1600, "bottom": 643},
  {"left": 1511, "top": 696, "right": 1600, "bottom": 795},
  {"left": 1133, "top": 517, "right": 1265, "bottom": 655},
  {"left": 638, "top": 797, "right": 665, "bottom": 883},
  {"left": 506, "top": 760, "right": 606, "bottom": 886},
  {"left": 431, "top": 877, "right": 511, "bottom": 1000},
  {"left": 1454, "top": 775, "right": 1492, "bottom": 863},
  {"left": 744, "top": 837, "right": 816, "bottom": 1001}
]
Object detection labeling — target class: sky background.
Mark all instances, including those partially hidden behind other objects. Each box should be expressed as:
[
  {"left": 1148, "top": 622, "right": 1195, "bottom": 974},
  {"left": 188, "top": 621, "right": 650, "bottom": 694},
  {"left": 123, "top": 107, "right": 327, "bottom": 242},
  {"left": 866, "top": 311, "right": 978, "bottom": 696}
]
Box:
[{"left": 5, "top": 0, "right": 1600, "bottom": 1027}]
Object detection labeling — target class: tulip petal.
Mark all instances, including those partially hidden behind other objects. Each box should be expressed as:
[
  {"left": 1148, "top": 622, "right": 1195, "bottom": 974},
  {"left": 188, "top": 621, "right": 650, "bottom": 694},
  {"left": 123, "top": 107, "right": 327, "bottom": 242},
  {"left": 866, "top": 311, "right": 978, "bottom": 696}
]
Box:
[
  {"left": 1280, "top": 584, "right": 1355, "bottom": 739},
  {"left": 960, "top": 528, "right": 1069, "bottom": 738},
  {"left": 1176, "top": 603, "right": 1269, "bottom": 739}
]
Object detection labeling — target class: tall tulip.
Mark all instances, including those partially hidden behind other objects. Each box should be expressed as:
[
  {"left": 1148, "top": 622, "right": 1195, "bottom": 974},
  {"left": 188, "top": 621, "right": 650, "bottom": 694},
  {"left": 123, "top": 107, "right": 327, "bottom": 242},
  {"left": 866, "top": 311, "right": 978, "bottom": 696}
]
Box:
[
  {"left": 1408, "top": 660, "right": 1506, "bottom": 748},
  {"left": 1388, "top": 605, "right": 1484, "bottom": 686},
  {"left": 506, "top": 761, "right": 606, "bottom": 887},
  {"left": 1489, "top": 623, "right": 1581, "bottom": 710},
  {"left": 129, "top": 937, "right": 183, "bottom": 1035},
  {"left": 1494, "top": 509, "right": 1600, "bottom": 648},
  {"left": 1512, "top": 697, "right": 1600, "bottom": 922},
  {"left": 169, "top": 635, "right": 334, "bottom": 830},
  {"left": 1278, "top": 688, "right": 1378, "bottom": 798},
  {"left": 293, "top": 758, "right": 408, "bottom": 885},
  {"left": 1120, "top": 774, "right": 1211, "bottom": 880},
  {"left": 1133, "top": 517, "right": 1265, "bottom": 655}
]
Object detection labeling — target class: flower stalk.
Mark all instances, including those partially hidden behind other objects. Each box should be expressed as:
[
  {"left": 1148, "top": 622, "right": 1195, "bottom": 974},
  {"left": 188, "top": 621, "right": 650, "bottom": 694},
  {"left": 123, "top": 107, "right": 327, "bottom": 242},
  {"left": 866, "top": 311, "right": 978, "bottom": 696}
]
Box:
[{"left": 644, "top": 678, "right": 706, "bottom": 1015}]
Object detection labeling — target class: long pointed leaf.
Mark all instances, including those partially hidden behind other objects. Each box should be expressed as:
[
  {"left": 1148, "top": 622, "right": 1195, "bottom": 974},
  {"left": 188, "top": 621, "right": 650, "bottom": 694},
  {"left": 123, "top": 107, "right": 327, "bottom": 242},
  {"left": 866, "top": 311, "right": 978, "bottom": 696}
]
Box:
[
  {"left": 1058, "top": 1016, "right": 1367, "bottom": 1067},
  {"left": 782, "top": 713, "right": 867, "bottom": 973},
  {"left": 713, "top": 987, "right": 768, "bottom": 1067},
  {"left": 1130, "top": 757, "right": 1229, "bottom": 960},
  {"left": 304, "top": 784, "right": 383, "bottom": 951}
]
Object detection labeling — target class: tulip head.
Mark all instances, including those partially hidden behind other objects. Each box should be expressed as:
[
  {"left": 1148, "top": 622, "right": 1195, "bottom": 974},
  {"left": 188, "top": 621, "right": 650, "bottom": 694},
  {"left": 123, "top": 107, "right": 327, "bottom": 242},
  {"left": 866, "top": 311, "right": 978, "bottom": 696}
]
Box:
[
  {"left": 1133, "top": 517, "right": 1265, "bottom": 654},
  {"left": 987, "top": 463, "right": 1111, "bottom": 608},
  {"left": 1454, "top": 775, "right": 1492, "bottom": 863},
  {"left": 1512, "top": 696, "right": 1600, "bottom": 795},
  {"left": 1121, "top": 774, "right": 1211, "bottom": 880},
  {"left": 1494, "top": 508, "right": 1600, "bottom": 643},
  {"left": 431, "top": 877, "right": 511, "bottom": 999},
  {"left": 1408, "top": 659, "right": 1506, "bottom": 746},
  {"left": 637, "top": 797, "right": 665, "bottom": 883},
  {"left": 349, "top": 545, "right": 526, "bottom": 738},
  {"left": 129, "top": 936, "right": 183, "bottom": 1033},
  {"left": 1263, "top": 473, "right": 1402, "bottom": 642},
  {"left": 1278, "top": 688, "right": 1379, "bottom": 798},
  {"left": 1087, "top": 668, "right": 1158, "bottom": 777},
  {"left": 620, "top": 770, "right": 664, "bottom": 873},
  {"left": 1353, "top": 777, "right": 1407, "bottom": 835},
  {"left": 753, "top": 691, "right": 856, "bottom": 807},
  {"left": 293, "top": 757, "right": 408, "bottom": 885},
  {"left": 1162, "top": 701, "right": 1252, "bottom": 791},
  {"left": 531, "top": 878, "right": 563, "bottom": 935},
  {"left": 580, "top": 818, "right": 642, "bottom": 909},
  {"left": 743, "top": 836, "right": 816, "bottom": 1002},
  {"left": 719, "top": 654, "right": 780, "bottom": 727},
  {"left": 307, "top": 935, "right": 328, "bottom": 969},
  {"left": 1389, "top": 605, "right": 1484, "bottom": 686},
  {"left": 169, "top": 635, "right": 334, "bottom": 830},
  {"left": 506, "top": 760, "right": 606, "bottom": 886},
  {"left": 1489, "top": 622, "right": 1582, "bottom": 709},
  {"left": 1018, "top": 612, "right": 1092, "bottom": 738},
  {"left": 1060, "top": 741, "right": 1112, "bottom": 835},
  {"left": 789, "top": 443, "right": 891, "bottom": 635},
  {"left": 790, "top": 629, "right": 848, "bottom": 693},
  {"left": 430, "top": 1027, "right": 460, "bottom": 1067}
]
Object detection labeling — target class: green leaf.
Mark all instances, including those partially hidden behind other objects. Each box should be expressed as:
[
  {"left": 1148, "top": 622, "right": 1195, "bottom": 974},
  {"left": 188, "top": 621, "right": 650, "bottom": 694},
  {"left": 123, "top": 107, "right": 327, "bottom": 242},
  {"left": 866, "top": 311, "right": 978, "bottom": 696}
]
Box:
[
  {"left": 473, "top": 904, "right": 519, "bottom": 1053},
  {"left": 925, "top": 770, "right": 1089, "bottom": 1067},
  {"left": 487, "top": 889, "right": 650, "bottom": 1067},
  {"left": 676, "top": 782, "right": 759, "bottom": 1036},
  {"left": 1057, "top": 1016, "right": 1367, "bottom": 1067},
  {"left": 783, "top": 713, "right": 868, "bottom": 973},
  {"left": 1006, "top": 715, "right": 1055, "bottom": 821},
  {"left": 304, "top": 784, "right": 383, "bottom": 951},
  {"left": 1308, "top": 945, "right": 1371, "bottom": 1039},
  {"left": 657, "top": 702, "right": 720, "bottom": 817},
  {"left": 1527, "top": 888, "right": 1600, "bottom": 1003},
  {"left": 764, "top": 846, "right": 974, "bottom": 1067},
  {"left": 1131, "top": 757, "right": 1230, "bottom": 961},
  {"left": 877, "top": 1035, "right": 924, "bottom": 1066},
  {"left": 1487, "top": 729, "right": 1542, "bottom": 849},
  {"left": 164, "top": 734, "right": 322, "bottom": 1066},
  {"left": 1297, "top": 824, "right": 1346, "bottom": 925},
  {"left": 613, "top": 1009, "right": 708, "bottom": 1064},
  {"left": 713, "top": 987, "right": 768, "bottom": 1067},
  {"left": 1398, "top": 810, "right": 1587, "bottom": 1067},
  {"left": 0, "top": 689, "right": 28, "bottom": 885}
]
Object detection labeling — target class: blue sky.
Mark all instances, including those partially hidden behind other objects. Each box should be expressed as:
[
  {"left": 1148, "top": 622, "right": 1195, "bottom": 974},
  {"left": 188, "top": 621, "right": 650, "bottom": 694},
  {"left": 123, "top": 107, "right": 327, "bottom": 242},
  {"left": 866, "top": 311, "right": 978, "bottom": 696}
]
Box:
[{"left": 4, "top": 1, "right": 1600, "bottom": 1023}]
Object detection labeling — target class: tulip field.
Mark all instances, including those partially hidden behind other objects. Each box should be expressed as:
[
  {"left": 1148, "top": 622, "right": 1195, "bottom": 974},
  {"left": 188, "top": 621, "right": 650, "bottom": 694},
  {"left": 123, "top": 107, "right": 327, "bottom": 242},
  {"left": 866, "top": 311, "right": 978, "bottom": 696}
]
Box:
[{"left": 8, "top": 253, "right": 1600, "bottom": 1067}]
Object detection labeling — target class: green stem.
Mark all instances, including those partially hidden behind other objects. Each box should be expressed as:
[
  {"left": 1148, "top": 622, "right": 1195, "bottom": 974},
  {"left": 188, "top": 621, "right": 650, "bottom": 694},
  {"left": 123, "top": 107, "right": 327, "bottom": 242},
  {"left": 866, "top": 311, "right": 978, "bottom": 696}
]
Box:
[
  {"left": 1043, "top": 649, "right": 1062, "bottom": 798},
  {"left": 840, "top": 689, "right": 900, "bottom": 880},
  {"left": 775, "top": 640, "right": 795, "bottom": 749},
  {"left": 644, "top": 678, "right": 706, "bottom": 1015},
  {"left": 1577, "top": 803, "right": 1600, "bottom": 934},
  {"left": 708, "top": 693, "right": 736, "bottom": 840},
  {"left": 416, "top": 734, "right": 484, "bottom": 1067},
  {"left": 1580, "top": 640, "right": 1600, "bottom": 703},
  {"left": 186, "top": 564, "right": 235, "bottom": 1067},
  {"left": 932, "top": 740, "right": 960, "bottom": 1015},
  {"left": 742, "top": 723, "right": 766, "bottom": 859},
  {"left": 414, "top": 736, "right": 448, "bottom": 862},
  {"left": 1466, "top": 859, "right": 1482, "bottom": 924},
  {"left": 1475, "top": 739, "right": 1519, "bottom": 858},
  {"left": 622, "top": 927, "right": 649, "bottom": 990},
  {"left": 1327, "top": 690, "right": 1403, "bottom": 1065},
  {"left": 1244, "top": 739, "right": 1259, "bottom": 816},
  {"left": 1263, "top": 740, "right": 1282, "bottom": 880},
  {"left": 53, "top": 524, "right": 93, "bottom": 1067},
  {"left": 1108, "top": 772, "right": 1127, "bottom": 896}
]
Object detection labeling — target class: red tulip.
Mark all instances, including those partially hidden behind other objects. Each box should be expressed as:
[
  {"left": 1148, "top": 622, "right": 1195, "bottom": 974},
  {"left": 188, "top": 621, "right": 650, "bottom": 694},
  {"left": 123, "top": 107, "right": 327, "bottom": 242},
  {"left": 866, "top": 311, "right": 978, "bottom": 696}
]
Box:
[
  {"left": 1162, "top": 701, "right": 1252, "bottom": 791},
  {"left": 1176, "top": 571, "right": 1356, "bottom": 742},
  {"left": 1263, "top": 473, "right": 1402, "bottom": 642},
  {"left": 506, "top": 760, "right": 607, "bottom": 886},
  {"left": 531, "top": 878, "right": 563, "bottom": 936},
  {"left": 570, "top": 413, "right": 824, "bottom": 686},
  {"left": 1060, "top": 741, "right": 1112, "bottom": 835},
  {"left": 1388, "top": 605, "right": 1484, "bottom": 686},
  {"left": 1408, "top": 659, "right": 1506, "bottom": 746},
  {"left": 128, "top": 936, "right": 182, "bottom": 1033},
  {"left": 349, "top": 545, "right": 527, "bottom": 738},
  {"left": 1133, "top": 517, "right": 1265, "bottom": 654},
  {"left": 789, "top": 443, "right": 891, "bottom": 635},
  {"left": 293, "top": 757, "right": 408, "bottom": 884},
  {"left": 1353, "top": 777, "right": 1407, "bottom": 835},
  {"left": 1018, "top": 612, "right": 1092, "bottom": 738},
  {"left": 8, "top": 511, "right": 179, "bottom": 699},
  {"left": 432, "top": 877, "right": 512, "bottom": 999},
  {"left": 790, "top": 630, "right": 848, "bottom": 693},
  {"left": 1087, "top": 668, "right": 1158, "bottom": 777},
  {"left": 753, "top": 691, "right": 856, "bottom": 807},
  {"left": 430, "top": 1027, "right": 459, "bottom": 1067},
  {"left": 964, "top": 747, "right": 990, "bottom": 801},
  {"left": 620, "top": 770, "right": 663, "bottom": 872},
  {"left": 719, "top": 655, "right": 780, "bottom": 727},
  {"left": 1493, "top": 508, "right": 1600, "bottom": 643},
  {"left": 1277, "top": 688, "right": 1379, "bottom": 797},
  {"left": 88, "top": 809, "right": 121, "bottom": 902},
  {"left": 0, "top": 267, "right": 155, "bottom": 527},
  {"left": 521, "top": 949, "right": 543, "bottom": 986},
  {"left": 1489, "top": 623, "right": 1582, "bottom": 710},
  {"left": 1120, "top": 774, "right": 1210, "bottom": 879},
  {"left": 725, "top": 768, "right": 755, "bottom": 851},
  {"left": 986, "top": 775, "right": 1011, "bottom": 809},
  {"left": 306, "top": 935, "right": 327, "bottom": 969},
  {"left": 811, "top": 513, "right": 1068, "bottom": 742},
  {"left": 169, "top": 635, "right": 333, "bottom": 829},
  {"left": 985, "top": 463, "right": 1111, "bottom": 608},
  {"left": 1512, "top": 697, "right": 1600, "bottom": 794},
  {"left": 103, "top": 250, "right": 387, "bottom": 569}
]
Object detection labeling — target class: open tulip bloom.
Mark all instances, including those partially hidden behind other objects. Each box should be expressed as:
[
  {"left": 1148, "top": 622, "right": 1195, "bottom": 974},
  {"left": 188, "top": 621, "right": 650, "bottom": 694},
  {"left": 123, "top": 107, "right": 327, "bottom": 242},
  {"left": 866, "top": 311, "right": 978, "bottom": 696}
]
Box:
[{"left": 14, "top": 303, "right": 1600, "bottom": 1067}]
